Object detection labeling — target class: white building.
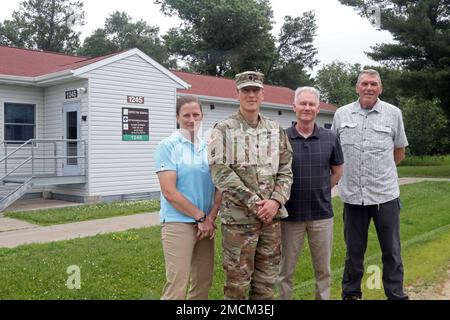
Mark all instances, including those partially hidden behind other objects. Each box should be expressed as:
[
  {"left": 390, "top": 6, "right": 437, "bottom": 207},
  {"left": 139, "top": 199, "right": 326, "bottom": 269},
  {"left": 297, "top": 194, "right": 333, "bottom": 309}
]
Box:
[
  {"left": 173, "top": 71, "right": 336, "bottom": 131},
  {"left": 0, "top": 45, "right": 336, "bottom": 211}
]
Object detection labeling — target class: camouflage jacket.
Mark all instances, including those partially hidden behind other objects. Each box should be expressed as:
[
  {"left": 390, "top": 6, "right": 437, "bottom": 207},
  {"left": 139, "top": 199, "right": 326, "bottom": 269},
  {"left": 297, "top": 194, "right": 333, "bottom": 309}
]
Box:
[{"left": 208, "top": 111, "right": 293, "bottom": 224}]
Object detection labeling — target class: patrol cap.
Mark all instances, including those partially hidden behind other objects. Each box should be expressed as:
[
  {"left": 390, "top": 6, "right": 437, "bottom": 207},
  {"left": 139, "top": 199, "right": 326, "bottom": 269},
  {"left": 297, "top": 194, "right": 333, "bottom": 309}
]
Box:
[{"left": 235, "top": 71, "right": 264, "bottom": 90}]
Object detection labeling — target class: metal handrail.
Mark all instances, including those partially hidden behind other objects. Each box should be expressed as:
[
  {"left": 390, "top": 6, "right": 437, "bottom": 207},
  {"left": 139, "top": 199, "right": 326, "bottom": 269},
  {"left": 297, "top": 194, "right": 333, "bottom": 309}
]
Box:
[
  {"left": 1, "top": 156, "right": 87, "bottom": 160},
  {"left": 0, "top": 139, "right": 87, "bottom": 180},
  {"left": 0, "top": 139, "right": 85, "bottom": 162},
  {"left": 0, "top": 139, "right": 33, "bottom": 163},
  {"left": 0, "top": 156, "right": 32, "bottom": 181}
]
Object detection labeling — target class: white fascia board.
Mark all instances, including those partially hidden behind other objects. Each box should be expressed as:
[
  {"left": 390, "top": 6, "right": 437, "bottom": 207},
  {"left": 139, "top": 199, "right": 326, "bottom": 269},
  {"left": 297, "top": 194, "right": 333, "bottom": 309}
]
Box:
[
  {"left": 179, "top": 94, "right": 238, "bottom": 106},
  {"left": 177, "top": 93, "right": 291, "bottom": 111},
  {"left": 317, "top": 108, "right": 335, "bottom": 115},
  {"left": 0, "top": 75, "right": 35, "bottom": 86},
  {"left": 73, "top": 48, "right": 190, "bottom": 89},
  {"left": 0, "top": 69, "right": 75, "bottom": 86},
  {"left": 34, "top": 70, "right": 76, "bottom": 85}
]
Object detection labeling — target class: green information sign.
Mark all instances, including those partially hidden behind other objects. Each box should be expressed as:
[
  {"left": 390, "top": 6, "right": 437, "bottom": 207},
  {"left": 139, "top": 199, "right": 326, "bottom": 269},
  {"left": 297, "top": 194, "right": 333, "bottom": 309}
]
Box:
[
  {"left": 122, "top": 107, "right": 149, "bottom": 141},
  {"left": 123, "top": 134, "right": 150, "bottom": 141}
]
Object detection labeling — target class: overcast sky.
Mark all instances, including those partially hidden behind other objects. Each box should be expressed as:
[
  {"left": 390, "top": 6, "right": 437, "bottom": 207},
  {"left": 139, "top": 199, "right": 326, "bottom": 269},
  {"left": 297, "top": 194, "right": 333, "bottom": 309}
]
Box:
[{"left": 1, "top": 0, "right": 394, "bottom": 73}]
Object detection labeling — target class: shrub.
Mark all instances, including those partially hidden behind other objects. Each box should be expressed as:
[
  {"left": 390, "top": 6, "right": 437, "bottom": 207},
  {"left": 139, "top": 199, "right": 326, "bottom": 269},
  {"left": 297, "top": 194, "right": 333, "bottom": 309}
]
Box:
[{"left": 400, "top": 97, "right": 449, "bottom": 156}]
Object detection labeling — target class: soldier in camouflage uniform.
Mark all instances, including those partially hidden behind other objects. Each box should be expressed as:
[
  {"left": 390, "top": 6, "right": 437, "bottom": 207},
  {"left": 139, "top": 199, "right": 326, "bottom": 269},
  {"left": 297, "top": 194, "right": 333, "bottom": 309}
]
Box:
[{"left": 208, "top": 71, "right": 293, "bottom": 300}]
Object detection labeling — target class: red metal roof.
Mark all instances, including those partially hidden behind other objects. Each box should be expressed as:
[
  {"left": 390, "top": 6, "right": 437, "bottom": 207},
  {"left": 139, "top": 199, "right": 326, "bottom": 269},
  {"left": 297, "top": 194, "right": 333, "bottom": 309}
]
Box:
[
  {"left": 0, "top": 45, "right": 121, "bottom": 77},
  {"left": 173, "top": 70, "right": 336, "bottom": 112}
]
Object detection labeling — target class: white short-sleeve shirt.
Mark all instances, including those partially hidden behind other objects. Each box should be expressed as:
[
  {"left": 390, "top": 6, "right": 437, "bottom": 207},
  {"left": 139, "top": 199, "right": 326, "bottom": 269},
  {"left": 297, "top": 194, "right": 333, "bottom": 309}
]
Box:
[{"left": 331, "top": 99, "right": 408, "bottom": 205}]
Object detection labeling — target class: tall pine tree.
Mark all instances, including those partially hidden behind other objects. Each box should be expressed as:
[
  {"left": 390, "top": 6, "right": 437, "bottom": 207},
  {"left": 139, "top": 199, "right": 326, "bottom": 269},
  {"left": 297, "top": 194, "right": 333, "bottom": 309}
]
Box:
[
  {"left": 267, "top": 11, "right": 319, "bottom": 89},
  {"left": 339, "top": 0, "right": 450, "bottom": 118}
]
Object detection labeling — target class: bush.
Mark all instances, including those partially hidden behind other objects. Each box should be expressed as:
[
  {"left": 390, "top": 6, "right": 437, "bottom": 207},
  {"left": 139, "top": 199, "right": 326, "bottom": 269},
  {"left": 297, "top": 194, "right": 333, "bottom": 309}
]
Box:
[
  {"left": 400, "top": 97, "right": 450, "bottom": 156},
  {"left": 399, "top": 155, "right": 450, "bottom": 167}
]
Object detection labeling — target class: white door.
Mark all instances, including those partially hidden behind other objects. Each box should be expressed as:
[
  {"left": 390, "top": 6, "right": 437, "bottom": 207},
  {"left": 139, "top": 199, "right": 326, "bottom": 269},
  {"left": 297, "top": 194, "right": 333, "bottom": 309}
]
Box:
[{"left": 63, "top": 101, "right": 81, "bottom": 176}]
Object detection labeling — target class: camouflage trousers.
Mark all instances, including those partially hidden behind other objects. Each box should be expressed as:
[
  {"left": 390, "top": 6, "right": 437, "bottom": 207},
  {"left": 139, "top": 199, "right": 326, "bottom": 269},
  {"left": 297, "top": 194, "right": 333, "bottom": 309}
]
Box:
[{"left": 221, "top": 221, "right": 282, "bottom": 300}]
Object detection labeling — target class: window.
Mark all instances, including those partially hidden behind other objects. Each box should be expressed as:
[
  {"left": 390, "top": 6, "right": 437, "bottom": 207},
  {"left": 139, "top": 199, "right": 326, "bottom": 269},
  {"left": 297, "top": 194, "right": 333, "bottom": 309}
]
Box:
[
  {"left": 4, "top": 103, "right": 36, "bottom": 142},
  {"left": 324, "top": 123, "right": 332, "bottom": 129}
]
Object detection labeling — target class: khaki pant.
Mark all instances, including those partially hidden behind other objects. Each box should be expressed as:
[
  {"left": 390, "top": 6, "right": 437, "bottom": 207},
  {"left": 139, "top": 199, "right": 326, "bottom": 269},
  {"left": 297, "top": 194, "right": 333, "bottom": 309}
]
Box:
[
  {"left": 161, "top": 223, "right": 215, "bottom": 300},
  {"left": 279, "top": 217, "right": 333, "bottom": 300}
]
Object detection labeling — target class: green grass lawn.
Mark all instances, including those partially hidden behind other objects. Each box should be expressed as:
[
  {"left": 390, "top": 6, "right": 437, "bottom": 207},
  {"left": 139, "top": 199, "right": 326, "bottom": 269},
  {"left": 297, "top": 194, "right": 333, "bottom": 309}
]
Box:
[
  {"left": 5, "top": 199, "right": 160, "bottom": 226},
  {"left": 398, "top": 154, "right": 450, "bottom": 178},
  {"left": 0, "top": 181, "right": 449, "bottom": 300},
  {"left": 6, "top": 155, "right": 448, "bottom": 225},
  {"left": 290, "top": 181, "right": 450, "bottom": 299}
]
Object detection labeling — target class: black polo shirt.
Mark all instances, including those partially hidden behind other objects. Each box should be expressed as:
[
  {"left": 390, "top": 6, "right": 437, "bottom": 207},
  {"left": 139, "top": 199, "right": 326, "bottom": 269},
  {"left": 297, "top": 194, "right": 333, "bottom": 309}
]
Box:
[{"left": 284, "top": 123, "right": 344, "bottom": 222}]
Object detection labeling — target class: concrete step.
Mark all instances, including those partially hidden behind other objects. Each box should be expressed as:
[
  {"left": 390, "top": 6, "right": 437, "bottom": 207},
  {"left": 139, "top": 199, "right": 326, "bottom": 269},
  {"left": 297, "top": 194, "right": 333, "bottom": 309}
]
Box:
[{"left": 3, "top": 178, "right": 29, "bottom": 184}]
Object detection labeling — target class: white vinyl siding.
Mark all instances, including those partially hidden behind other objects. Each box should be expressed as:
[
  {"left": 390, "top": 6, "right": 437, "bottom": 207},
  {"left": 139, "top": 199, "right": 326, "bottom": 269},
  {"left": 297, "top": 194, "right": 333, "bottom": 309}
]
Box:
[
  {"left": 0, "top": 86, "right": 43, "bottom": 178},
  {"left": 85, "top": 54, "right": 179, "bottom": 196},
  {"left": 1, "top": 55, "right": 335, "bottom": 203},
  {"left": 200, "top": 102, "right": 335, "bottom": 139},
  {"left": 43, "top": 80, "right": 89, "bottom": 196},
  {"left": 0, "top": 84, "right": 44, "bottom": 191},
  {"left": 0, "top": 85, "right": 44, "bottom": 142}
]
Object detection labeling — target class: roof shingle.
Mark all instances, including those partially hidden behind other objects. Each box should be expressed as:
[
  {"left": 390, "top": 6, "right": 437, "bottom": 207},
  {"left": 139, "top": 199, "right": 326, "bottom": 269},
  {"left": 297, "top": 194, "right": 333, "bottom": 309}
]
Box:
[{"left": 0, "top": 45, "right": 120, "bottom": 77}]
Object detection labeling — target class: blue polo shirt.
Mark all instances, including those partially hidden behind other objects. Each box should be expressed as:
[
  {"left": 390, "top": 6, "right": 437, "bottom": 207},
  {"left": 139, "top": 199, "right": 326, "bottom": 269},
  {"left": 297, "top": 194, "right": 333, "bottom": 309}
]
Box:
[{"left": 154, "top": 132, "right": 215, "bottom": 223}]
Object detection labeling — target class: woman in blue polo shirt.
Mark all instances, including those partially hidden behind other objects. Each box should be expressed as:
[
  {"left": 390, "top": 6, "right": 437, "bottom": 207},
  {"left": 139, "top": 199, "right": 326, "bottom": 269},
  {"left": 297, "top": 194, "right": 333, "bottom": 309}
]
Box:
[{"left": 154, "top": 95, "right": 221, "bottom": 300}]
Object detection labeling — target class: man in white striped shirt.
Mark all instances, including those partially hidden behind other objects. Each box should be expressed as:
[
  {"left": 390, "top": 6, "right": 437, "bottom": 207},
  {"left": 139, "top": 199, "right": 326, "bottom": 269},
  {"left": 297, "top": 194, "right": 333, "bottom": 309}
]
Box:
[{"left": 332, "top": 69, "right": 409, "bottom": 300}]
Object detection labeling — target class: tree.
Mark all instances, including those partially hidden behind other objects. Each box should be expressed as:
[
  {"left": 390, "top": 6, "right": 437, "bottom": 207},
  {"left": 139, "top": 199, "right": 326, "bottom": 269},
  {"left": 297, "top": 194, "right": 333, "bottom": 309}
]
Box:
[
  {"left": 315, "top": 62, "right": 360, "bottom": 107},
  {"left": 365, "top": 65, "right": 404, "bottom": 106},
  {"left": 157, "top": 0, "right": 277, "bottom": 76},
  {"left": 78, "top": 11, "right": 174, "bottom": 67},
  {"left": 400, "top": 97, "right": 449, "bottom": 156},
  {"left": 267, "top": 12, "right": 319, "bottom": 85},
  {"left": 338, "top": 0, "right": 450, "bottom": 118},
  {"left": 0, "top": 22, "right": 5, "bottom": 44},
  {"left": 268, "top": 62, "right": 314, "bottom": 90},
  {"left": 0, "top": 0, "right": 85, "bottom": 53},
  {"left": 77, "top": 29, "right": 117, "bottom": 57}
]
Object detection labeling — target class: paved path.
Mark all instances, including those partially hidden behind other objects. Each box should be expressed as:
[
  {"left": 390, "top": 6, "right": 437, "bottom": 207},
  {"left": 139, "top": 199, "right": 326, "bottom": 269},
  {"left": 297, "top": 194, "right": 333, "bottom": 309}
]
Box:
[
  {"left": 0, "top": 177, "right": 448, "bottom": 249},
  {"left": 331, "top": 177, "right": 449, "bottom": 198},
  {"left": 0, "top": 218, "right": 37, "bottom": 233},
  {"left": 5, "top": 198, "right": 83, "bottom": 213},
  {"left": 0, "top": 213, "right": 159, "bottom": 249}
]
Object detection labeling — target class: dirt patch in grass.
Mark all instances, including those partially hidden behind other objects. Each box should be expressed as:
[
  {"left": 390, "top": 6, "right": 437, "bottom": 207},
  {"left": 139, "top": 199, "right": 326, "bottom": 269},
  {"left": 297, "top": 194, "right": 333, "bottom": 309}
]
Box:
[{"left": 407, "top": 267, "right": 450, "bottom": 300}]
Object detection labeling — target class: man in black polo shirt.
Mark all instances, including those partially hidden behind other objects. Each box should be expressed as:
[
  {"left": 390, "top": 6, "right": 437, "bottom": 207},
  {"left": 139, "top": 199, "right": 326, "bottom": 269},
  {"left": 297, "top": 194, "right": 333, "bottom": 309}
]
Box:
[{"left": 279, "top": 87, "right": 344, "bottom": 300}]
